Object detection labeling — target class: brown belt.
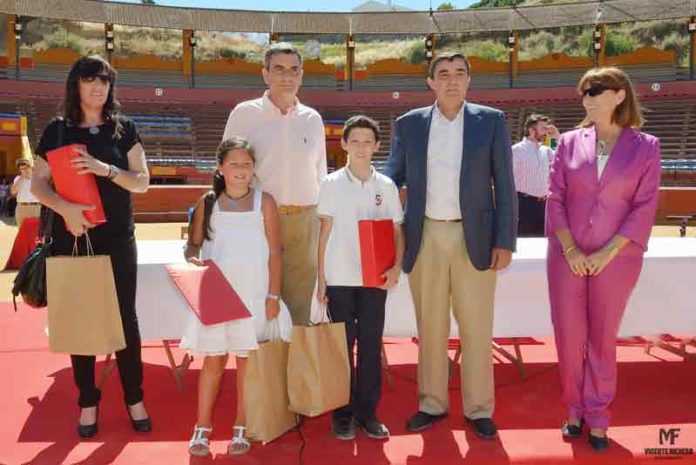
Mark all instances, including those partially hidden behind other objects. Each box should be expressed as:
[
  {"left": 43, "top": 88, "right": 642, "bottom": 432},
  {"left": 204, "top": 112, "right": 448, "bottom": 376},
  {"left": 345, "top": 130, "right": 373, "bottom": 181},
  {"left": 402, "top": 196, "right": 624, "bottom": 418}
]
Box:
[
  {"left": 277, "top": 204, "right": 315, "bottom": 215},
  {"left": 426, "top": 216, "right": 462, "bottom": 223},
  {"left": 18, "top": 202, "right": 40, "bottom": 206}
]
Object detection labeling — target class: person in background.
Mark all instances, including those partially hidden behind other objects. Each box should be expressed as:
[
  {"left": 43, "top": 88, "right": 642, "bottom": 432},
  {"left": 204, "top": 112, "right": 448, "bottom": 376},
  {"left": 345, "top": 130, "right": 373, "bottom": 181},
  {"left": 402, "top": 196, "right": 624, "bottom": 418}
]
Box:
[
  {"left": 512, "top": 113, "right": 560, "bottom": 237},
  {"left": 11, "top": 158, "right": 41, "bottom": 227}
]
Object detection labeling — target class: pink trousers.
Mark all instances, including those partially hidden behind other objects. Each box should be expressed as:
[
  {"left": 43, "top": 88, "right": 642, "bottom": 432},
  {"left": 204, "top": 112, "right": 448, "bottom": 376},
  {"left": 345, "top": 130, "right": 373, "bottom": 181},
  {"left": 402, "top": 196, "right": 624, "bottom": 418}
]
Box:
[{"left": 547, "top": 245, "right": 643, "bottom": 430}]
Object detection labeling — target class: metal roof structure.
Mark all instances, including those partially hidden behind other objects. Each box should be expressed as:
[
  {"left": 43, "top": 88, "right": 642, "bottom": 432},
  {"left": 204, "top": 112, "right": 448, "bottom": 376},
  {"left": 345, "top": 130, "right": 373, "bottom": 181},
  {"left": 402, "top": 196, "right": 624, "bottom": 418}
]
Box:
[{"left": 1, "top": 0, "right": 695, "bottom": 34}]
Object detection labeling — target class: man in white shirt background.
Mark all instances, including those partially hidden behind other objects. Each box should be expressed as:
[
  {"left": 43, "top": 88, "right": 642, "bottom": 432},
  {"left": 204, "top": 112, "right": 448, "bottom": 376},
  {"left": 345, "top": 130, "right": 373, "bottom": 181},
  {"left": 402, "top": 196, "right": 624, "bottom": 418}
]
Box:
[
  {"left": 10, "top": 158, "right": 41, "bottom": 227},
  {"left": 222, "top": 43, "right": 327, "bottom": 326},
  {"left": 512, "top": 114, "right": 559, "bottom": 237}
]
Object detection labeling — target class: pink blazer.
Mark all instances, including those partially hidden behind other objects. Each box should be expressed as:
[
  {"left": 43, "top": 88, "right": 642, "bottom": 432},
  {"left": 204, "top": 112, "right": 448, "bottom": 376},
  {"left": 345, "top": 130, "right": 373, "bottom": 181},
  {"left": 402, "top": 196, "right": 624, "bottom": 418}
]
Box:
[{"left": 546, "top": 126, "right": 661, "bottom": 256}]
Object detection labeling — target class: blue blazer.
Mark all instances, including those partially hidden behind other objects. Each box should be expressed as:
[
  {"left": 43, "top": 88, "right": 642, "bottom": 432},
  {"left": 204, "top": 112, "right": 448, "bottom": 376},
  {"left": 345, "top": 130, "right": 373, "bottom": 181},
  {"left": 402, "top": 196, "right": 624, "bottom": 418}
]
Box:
[{"left": 385, "top": 103, "right": 518, "bottom": 272}]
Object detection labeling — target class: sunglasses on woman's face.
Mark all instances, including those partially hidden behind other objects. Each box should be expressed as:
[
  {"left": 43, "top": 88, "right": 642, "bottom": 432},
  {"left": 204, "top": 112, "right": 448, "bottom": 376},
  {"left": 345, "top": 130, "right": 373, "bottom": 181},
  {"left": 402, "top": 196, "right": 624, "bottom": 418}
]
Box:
[
  {"left": 81, "top": 74, "right": 111, "bottom": 85},
  {"left": 581, "top": 84, "right": 611, "bottom": 98}
]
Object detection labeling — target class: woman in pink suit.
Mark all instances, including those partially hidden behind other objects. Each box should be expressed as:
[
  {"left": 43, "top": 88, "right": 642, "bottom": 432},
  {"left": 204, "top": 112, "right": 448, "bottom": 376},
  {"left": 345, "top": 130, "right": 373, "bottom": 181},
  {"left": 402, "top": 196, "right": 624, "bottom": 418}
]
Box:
[{"left": 546, "top": 67, "right": 661, "bottom": 451}]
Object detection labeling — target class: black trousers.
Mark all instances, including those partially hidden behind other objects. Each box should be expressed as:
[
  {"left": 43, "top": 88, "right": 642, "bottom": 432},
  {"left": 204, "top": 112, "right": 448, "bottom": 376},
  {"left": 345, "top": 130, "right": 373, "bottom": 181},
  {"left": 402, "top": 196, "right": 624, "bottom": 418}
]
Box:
[
  {"left": 326, "top": 286, "right": 387, "bottom": 422},
  {"left": 517, "top": 192, "right": 547, "bottom": 237},
  {"left": 61, "top": 235, "right": 144, "bottom": 408}
]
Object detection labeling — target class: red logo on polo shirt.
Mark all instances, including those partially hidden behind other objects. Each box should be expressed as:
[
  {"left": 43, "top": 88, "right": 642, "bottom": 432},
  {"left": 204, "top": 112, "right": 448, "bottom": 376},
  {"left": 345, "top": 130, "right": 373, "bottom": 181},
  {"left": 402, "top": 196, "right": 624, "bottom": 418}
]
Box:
[{"left": 375, "top": 194, "right": 383, "bottom": 206}]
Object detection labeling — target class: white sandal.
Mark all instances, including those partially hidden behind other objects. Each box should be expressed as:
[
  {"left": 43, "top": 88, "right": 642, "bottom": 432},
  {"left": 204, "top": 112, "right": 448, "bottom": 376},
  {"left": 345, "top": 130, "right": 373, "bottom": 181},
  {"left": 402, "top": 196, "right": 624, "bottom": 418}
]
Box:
[
  {"left": 188, "top": 425, "right": 212, "bottom": 457},
  {"left": 228, "top": 425, "right": 251, "bottom": 455}
]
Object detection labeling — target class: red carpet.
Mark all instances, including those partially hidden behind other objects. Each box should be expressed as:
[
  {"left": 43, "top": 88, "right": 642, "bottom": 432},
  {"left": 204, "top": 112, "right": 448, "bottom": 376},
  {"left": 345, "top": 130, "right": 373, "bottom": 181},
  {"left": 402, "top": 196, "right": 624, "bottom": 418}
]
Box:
[{"left": 1, "top": 302, "right": 694, "bottom": 465}]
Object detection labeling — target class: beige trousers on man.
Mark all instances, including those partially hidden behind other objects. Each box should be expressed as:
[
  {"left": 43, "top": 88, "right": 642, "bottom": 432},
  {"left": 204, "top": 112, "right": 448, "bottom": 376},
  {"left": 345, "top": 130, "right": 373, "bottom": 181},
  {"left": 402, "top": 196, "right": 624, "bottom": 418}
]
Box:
[
  {"left": 15, "top": 203, "right": 42, "bottom": 228},
  {"left": 408, "top": 219, "right": 497, "bottom": 419},
  {"left": 279, "top": 207, "right": 319, "bottom": 326}
]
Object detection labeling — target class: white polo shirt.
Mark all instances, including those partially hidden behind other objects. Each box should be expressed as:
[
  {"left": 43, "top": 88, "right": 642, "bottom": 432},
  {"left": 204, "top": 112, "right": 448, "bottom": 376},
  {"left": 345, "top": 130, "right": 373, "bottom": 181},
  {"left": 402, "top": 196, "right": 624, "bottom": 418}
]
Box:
[
  {"left": 318, "top": 166, "right": 404, "bottom": 287},
  {"left": 222, "top": 91, "right": 327, "bottom": 206}
]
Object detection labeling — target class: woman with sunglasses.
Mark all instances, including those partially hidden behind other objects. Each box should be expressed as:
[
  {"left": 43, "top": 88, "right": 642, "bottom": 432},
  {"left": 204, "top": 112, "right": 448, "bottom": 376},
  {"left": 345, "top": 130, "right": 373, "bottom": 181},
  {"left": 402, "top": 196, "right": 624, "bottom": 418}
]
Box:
[
  {"left": 546, "top": 67, "right": 660, "bottom": 451},
  {"left": 31, "top": 55, "right": 151, "bottom": 438}
]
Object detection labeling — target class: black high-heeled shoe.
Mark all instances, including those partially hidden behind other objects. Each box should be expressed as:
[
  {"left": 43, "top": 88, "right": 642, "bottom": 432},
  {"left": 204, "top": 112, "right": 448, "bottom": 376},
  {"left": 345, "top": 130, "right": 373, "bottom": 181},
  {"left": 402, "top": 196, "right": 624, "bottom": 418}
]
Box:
[
  {"left": 589, "top": 432, "right": 609, "bottom": 451},
  {"left": 561, "top": 419, "right": 584, "bottom": 438},
  {"left": 77, "top": 406, "right": 99, "bottom": 439},
  {"left": 127, "top": 404, "right": 152, "bottom": 433}
]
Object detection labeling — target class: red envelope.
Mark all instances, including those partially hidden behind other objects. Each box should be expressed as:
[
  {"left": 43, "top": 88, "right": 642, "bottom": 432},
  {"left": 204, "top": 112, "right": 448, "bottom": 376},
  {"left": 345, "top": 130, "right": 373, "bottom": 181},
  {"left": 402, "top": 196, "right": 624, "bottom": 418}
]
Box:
[
  {"left": 165, "top": 260, "right": 251, "bottom": 326},
  {"left": 46, "top": 144, "right": 106, "bottom": 224},
  {"left": 359, "top": 220, "right": 395, "bottom": 288}
]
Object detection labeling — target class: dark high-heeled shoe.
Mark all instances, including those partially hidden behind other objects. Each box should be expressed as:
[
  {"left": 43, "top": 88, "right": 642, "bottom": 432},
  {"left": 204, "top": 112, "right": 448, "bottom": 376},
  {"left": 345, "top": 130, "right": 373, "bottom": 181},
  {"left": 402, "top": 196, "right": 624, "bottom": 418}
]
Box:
[
  {"left": 77, "top": 406, "right": 99, "bottom": 439},
  {"left": 589, "top": 433, "right": 609, "bottom": 451},
  {"left": 561, "top": 419, "right": 584, "bottom": 438},
  {"left": 127, "top": 404, "right": 152, "bottom": 433}
]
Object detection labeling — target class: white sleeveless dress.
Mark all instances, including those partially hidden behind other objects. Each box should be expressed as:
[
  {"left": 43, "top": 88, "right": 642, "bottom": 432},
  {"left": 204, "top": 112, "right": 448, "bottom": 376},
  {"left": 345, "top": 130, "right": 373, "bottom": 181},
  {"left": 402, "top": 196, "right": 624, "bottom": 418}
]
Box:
[{"left": 179, "top": 189, "right": 292, "bottom": 356}]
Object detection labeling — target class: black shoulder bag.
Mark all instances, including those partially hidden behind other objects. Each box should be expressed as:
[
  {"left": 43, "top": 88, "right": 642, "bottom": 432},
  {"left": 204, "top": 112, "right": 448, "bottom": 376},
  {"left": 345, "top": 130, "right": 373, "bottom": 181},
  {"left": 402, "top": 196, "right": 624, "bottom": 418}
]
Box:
[{"left": 10, "top": 120, "right": 63, "bottom": 310}]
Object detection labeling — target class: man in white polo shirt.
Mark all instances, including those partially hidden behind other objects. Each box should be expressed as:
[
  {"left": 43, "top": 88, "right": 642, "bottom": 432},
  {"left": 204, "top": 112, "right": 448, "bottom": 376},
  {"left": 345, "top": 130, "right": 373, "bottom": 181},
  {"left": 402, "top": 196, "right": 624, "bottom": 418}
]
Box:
[
  {"left": 222, "top": 42, "right": 327, "bottom": 326},
  {"left": 317, "top": 115, "right": 403, "bottom": 441},
  {"left": 512, "top": 113, "right": 559, "bottom": 237}
]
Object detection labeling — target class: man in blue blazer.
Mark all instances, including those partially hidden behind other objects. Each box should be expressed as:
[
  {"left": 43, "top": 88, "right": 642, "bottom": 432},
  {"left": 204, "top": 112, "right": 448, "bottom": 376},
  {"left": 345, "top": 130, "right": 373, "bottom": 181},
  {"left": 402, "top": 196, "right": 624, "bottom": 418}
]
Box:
[{"left": 385, "top": 52, "right": 517, "bottom": 439}]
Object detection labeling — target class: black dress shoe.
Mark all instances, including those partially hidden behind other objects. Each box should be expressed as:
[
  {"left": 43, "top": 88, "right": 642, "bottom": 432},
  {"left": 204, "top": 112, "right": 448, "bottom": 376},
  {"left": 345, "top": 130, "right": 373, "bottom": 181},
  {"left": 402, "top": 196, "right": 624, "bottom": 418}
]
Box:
[
  {"left": 77, "top": 406, "right": 99, "bottom": 439},
  {"left": 561, "top": 420, "right": 584, "bottom": 438},
  {"left": 331, "top": 416, "right": 355, "bottom": 441},
  {"left": 465, "top": 417, "right": 498, "bottom": 439},
  {"left": 589, "top": 433, "right": 609, "bottom": 451},
  {"left": 127, "top": 405, "right": 152, "bottom": 433},
  {"left": 356, "top": 418, "right": 390, "bottom": 439},
  {"left": 406, "top": 411, "right": 447, "bottom": 432}
]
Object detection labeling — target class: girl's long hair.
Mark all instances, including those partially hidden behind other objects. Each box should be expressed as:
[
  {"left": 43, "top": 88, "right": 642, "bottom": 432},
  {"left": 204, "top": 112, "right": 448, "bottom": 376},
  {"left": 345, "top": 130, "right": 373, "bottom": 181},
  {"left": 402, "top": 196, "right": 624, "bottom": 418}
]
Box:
[{"left": 200, "top": 137, "right": 256, "bottom": 241}]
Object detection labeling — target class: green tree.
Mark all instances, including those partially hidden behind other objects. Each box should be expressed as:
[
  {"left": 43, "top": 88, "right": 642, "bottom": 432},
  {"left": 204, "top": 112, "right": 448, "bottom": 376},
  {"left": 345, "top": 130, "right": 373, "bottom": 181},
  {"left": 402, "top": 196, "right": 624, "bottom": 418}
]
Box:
[
  {"left": 141, "top": 0, "right": 156, "bottom": 4},
  {"left": 437, "top": 2, "right": 456, "bottom": 10}
]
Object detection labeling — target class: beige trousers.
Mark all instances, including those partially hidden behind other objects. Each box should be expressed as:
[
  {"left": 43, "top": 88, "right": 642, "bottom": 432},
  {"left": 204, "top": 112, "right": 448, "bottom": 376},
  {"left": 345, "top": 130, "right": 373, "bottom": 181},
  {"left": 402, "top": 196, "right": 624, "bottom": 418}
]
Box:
[
  {"left": 279, "top": 207, "right": 319, "bottom": 326},
  {"left": 408, "top": 219, "right": 497, "bottom": 419},
  {"left": 15, "top": 203, "right": 42, "bottom": 228}
]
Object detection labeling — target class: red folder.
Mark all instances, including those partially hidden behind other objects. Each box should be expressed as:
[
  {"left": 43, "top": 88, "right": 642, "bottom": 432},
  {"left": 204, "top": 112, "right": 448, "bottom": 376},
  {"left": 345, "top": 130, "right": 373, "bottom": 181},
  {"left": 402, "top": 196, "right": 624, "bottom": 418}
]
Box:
[
  {"left": 359, "top": 219, "right": 395, "bottom": 288},
  {"left": 165, "top": 260, "right": 252, "bottom": 326},
  {"left": 46, "top": 144, "right": 106, "bottom": 224}
]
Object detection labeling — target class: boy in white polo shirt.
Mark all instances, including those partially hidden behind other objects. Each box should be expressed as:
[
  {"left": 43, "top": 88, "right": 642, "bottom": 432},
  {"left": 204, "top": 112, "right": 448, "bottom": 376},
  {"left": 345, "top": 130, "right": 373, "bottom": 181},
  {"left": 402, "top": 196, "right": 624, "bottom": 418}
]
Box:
[{"left": 317, "top": 115, "right": 404, "bottom": 441}]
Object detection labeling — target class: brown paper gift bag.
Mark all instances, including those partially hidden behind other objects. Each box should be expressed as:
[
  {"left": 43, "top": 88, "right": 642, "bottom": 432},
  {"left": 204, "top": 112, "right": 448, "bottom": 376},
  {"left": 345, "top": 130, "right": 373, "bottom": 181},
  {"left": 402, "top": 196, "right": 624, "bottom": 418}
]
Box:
[
  {"left": 46, "top": 250, "right": 125, "bottom": 356},
  {"left": 245, "top": 322, "right": 297, "bottom": 443},
  {"left": 287, "top": 321, "right": 350, "bottom": 417}
]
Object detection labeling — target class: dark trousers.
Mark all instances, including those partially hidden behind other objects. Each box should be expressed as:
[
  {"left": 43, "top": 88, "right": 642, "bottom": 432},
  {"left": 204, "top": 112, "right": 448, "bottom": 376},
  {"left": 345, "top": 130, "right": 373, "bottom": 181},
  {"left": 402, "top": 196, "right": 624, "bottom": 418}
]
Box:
[
  {"left": 517, "top": 192, "right": 547, "bottom": 237},
  {"left": 67, "top": 236, "right": 144, "bottom": 408},
  {"left": 326, "top": 286, "right": 387, "bottom": 422}
]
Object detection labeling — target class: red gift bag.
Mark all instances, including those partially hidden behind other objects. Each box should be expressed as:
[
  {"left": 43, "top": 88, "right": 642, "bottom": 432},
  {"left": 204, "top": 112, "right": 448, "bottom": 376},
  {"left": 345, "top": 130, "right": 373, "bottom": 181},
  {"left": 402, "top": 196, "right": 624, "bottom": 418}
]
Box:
[
  {"left": 165, "top": 260, "right": 252, "bottom": 326},
  {"left": 358, "top": 219, "right": 395, "bottom": 288},
  {"left": 46, "top": 144, "right": 106, "bottom": 225}
]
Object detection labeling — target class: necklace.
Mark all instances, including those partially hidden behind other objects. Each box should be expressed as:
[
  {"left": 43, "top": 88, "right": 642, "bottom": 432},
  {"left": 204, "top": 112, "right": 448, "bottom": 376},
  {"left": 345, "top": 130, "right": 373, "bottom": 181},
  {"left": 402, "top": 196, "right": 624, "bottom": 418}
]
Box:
[
  {"left": 88, "top": 126, "right": 100, "bottom": 135},
  {"left": 222, "top": 189, "right": 251, "bottom": 209}
]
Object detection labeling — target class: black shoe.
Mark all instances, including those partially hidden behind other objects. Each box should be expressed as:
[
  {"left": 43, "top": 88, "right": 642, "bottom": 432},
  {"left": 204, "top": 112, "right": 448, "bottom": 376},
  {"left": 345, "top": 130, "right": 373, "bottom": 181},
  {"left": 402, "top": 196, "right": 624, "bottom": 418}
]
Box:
[
  {"left": 77, "top": 406, "right": 99, "bottom": 439},
  {"left": 465, "top": 417, "right": 498, "bottom": 439},
  {"left": 561, "top": 420, "right": 584, "bottom": 438},
  {"left": 356, "top": 418, "right": 390, "bottom": 439},
  {"left": 406, "top": 411, "right": 447, "bottom": 432},
  {"left": 127, "top": 404, "right": 152, "bottom": 433},
  {"left": 331, "top": 416, "right": 355, "bottom": 441},
  {"left": 589, "top": 433, "right": 609, "bottom": 452}
]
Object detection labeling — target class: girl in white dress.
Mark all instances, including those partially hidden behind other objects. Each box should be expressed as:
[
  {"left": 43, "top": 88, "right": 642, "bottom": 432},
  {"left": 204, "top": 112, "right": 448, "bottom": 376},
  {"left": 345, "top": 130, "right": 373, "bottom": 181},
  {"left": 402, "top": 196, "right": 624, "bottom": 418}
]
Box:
[{"left": 181, "top": 137, "right": 292, "bottom": 456}]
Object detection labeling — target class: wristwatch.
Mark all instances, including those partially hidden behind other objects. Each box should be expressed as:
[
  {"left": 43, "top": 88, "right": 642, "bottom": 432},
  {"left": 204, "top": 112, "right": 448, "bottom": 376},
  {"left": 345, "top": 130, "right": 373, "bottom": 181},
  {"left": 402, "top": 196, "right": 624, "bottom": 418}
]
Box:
[{"left": 107, "top": 164, "right": 121, "bottom": 180}]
